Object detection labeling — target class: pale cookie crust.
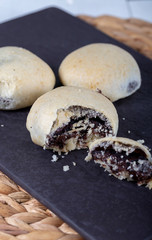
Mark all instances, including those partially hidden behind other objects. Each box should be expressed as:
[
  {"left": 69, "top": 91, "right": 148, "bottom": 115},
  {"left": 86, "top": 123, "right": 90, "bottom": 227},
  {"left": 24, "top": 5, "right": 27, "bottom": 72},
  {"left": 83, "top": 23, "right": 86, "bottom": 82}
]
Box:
[
  {"left": 87, "top": 137, "right": 152, "bottom": 188},
  {"left": 26, "top": 86, "right": 118, "bottom": 153},
  {"left": 0, "top": 46, "right": 55, "bottom": 109},
  {"left": 59, "top": 43, "right": 141, "bottom": 102}
]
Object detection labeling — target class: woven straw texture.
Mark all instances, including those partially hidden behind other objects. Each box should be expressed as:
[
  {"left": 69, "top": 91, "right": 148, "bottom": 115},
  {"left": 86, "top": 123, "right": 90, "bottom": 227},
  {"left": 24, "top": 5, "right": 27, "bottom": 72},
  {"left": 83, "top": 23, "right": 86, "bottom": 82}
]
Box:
[
  {"left": 79, "top": 15, "right": 152, "bottom": 59},
  {"left": 0, "top": 15, "right": 152, "bottom": 240},
  {"left": 0, "top": 172, "right": 83, "bottom": 240}
]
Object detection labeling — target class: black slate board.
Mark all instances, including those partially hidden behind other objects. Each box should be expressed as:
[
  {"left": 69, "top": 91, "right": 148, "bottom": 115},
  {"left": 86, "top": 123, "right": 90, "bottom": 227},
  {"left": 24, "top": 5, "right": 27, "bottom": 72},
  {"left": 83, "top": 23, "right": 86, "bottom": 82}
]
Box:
[{"left": 0, "top": 7, "right": 152, "bottom": 240}]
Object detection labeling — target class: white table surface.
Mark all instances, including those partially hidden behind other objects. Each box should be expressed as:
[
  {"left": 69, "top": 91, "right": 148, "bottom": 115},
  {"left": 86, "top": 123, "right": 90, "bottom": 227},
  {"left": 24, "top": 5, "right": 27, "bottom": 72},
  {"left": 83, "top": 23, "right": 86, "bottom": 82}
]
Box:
[{"left": 0, "top": 0, "right": 152, "bottom": 24}]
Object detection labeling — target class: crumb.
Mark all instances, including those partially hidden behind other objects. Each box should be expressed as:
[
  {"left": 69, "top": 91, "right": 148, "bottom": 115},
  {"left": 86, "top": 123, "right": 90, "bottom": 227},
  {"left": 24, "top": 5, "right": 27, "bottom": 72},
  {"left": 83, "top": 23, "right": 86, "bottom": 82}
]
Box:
[
  {"left": 61, "top": 155, "right": 65, "bottom": 158},
  {"left": 122, "top": 118, "right": 125, "bottom": 120},
  {"left": 128, "top": 130, "right": 131, "bottom": 134},
  {"left": 43, "top": 145, "right": 46, "bottom": 150},
  {"left": 63, "top": 165, "right": 70, "bottom": 172},
  {"left": 1, "top": 124, "right": 4, "bottom": 127},
  {"left": 137, "top": 139, "right": 145, "bottom": 144},
  {"left": 73, "top": 162, "right": 76, "bottom": 166},
  {"left": 51, "top": 154, "right": 58, "bottom": 162}
]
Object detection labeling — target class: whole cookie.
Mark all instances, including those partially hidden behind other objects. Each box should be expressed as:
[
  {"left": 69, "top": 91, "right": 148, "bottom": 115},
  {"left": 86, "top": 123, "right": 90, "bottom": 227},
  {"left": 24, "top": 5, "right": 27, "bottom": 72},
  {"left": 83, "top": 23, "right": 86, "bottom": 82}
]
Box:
[
  {"left": 26, "top": 86, "right": 118, "bottom": 153},
  {"left": 59, "top": 43, "right": 141, "bottom": 102},
  {"left": 0, "top": 46, "right": 55, "bottom": 109},
  {"left": 86, "top": 137, "right": 152, "bottom": 188}
]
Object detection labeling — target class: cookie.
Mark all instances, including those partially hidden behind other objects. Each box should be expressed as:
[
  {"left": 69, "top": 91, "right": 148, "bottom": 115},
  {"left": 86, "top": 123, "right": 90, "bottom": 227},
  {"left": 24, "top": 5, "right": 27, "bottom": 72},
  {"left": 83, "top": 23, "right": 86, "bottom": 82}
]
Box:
[
  {"left": 26, "top": 86, "right": 118, "bottom": 153},
  {"left": 0, "top": 46, "right": 55, "bottom": 109},
  {"left": 86, "top": 137, "right": 152, "bottom": 187},
  {"left": 59, "top": 43, "right": 141, "bottom": 102}
]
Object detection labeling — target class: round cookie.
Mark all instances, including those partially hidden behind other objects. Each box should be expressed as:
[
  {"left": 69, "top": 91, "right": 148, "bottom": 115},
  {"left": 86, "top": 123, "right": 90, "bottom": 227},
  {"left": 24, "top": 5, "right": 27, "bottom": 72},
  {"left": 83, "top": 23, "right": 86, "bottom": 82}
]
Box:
[
  {"left": 59, "top": 43, "right": 141, "bottom": 102},
  {"left": 26, "top": 86, "right": 119, "bottom": 153},
  {"left": 0, "top": 46, "right": 55, "bottom": 110},
  {"left": 86, "top": 137, "right": 152, "bottom": 187}
]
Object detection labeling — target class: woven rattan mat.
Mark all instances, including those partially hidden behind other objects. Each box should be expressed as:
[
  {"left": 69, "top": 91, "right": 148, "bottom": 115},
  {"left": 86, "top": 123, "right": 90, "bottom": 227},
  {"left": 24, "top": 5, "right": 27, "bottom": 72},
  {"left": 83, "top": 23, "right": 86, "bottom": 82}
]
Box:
[
  {"left": 79, "top": 15, "right": 152, "bottom": 59},
  {"left": 0, "top": 15, "right": 152, "bottom": 240}
]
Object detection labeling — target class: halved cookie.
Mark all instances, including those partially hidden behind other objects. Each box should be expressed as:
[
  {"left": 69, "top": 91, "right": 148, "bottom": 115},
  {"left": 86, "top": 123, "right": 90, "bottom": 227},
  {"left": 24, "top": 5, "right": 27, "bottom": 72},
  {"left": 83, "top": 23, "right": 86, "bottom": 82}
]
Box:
[
  {"left": 59, "top": 43, "right": 141, "bottom": 102},
  {"left": 26, "top": 86, "right": 118, "bottom": 153},
  {"left": 0, "top": 46, "right": 55, "bottom": 109},
  {"left": 86, "top": 137, "right": 152, "bottom": 188}
]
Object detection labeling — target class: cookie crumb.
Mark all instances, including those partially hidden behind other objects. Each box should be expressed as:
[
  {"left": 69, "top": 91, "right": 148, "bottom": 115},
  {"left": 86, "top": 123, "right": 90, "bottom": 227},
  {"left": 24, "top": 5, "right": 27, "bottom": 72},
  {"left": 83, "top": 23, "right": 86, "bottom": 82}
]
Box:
[
  {"left": 1, "top": 124, "right": 4, "bottom": 127},
  {"left": 51, "top": 154, "right": 58, "bottom": 162},
  {"left": 137, "top": 139, "right": 145, "bottom": 144},
  {"left": 43, "top": 145, "right": 46, "bottom": 150},
  {"left": 73, "top": 162, "right": 76, "bottom": 166},
  {"left": 128, "top": 130, "right": 131, "bottom": 134},
  {"left": 63, "top": 165, "right": 70, "bottom": 172},
  {"left": 122, "top": 118, "right": 125, "bottom": 120}
]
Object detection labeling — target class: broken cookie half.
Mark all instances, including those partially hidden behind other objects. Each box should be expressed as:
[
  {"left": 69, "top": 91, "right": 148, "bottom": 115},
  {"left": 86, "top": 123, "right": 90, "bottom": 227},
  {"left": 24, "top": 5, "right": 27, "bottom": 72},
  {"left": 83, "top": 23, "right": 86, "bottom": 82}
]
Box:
[
  {"left": 86, "top": 137, "right": 152, "bottom": 188},
  {"left": 26, "top": 86, "right": 118, "bottom": 153}
]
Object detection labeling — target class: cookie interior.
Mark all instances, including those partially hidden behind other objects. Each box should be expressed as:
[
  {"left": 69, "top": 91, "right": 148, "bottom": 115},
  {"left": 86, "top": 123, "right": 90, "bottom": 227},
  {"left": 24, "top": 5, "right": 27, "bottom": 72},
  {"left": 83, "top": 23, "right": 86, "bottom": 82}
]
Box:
[
  {"left": 45, "top": 106, "right": 113, "bottom": 153},
  {"left": 90, "top": 141, "right": 152, "bottom": 185}
]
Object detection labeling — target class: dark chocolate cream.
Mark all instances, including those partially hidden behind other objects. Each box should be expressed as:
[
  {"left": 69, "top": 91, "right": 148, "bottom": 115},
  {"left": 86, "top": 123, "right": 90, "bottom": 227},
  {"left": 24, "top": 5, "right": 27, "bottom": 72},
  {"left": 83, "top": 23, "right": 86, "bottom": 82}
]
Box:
[
  {"left": 46, "top": 106, "right": 113, "bottom": 151},
  {"left": 91, "top": 141, "right": 152, "bottom": 186},
  {"left": 0, "top": 97, "right": 13, "bottom": 109}
]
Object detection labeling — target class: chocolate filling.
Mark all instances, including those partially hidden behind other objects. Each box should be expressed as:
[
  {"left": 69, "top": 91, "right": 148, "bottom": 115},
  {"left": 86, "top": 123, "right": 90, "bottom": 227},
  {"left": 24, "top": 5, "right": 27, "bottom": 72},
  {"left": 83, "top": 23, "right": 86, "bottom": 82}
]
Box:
[
  {"left": 91, "top": 142, "right": 152, "bottom": 185},
  {"left": 127, "top": 81, "right": 138, "bottom": 93},
  {"left": 0, "top": 97, "right": 12, "bottom": 108},
  {"left": 46, "top": 106, "right": 113, "bottom": 150}
]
